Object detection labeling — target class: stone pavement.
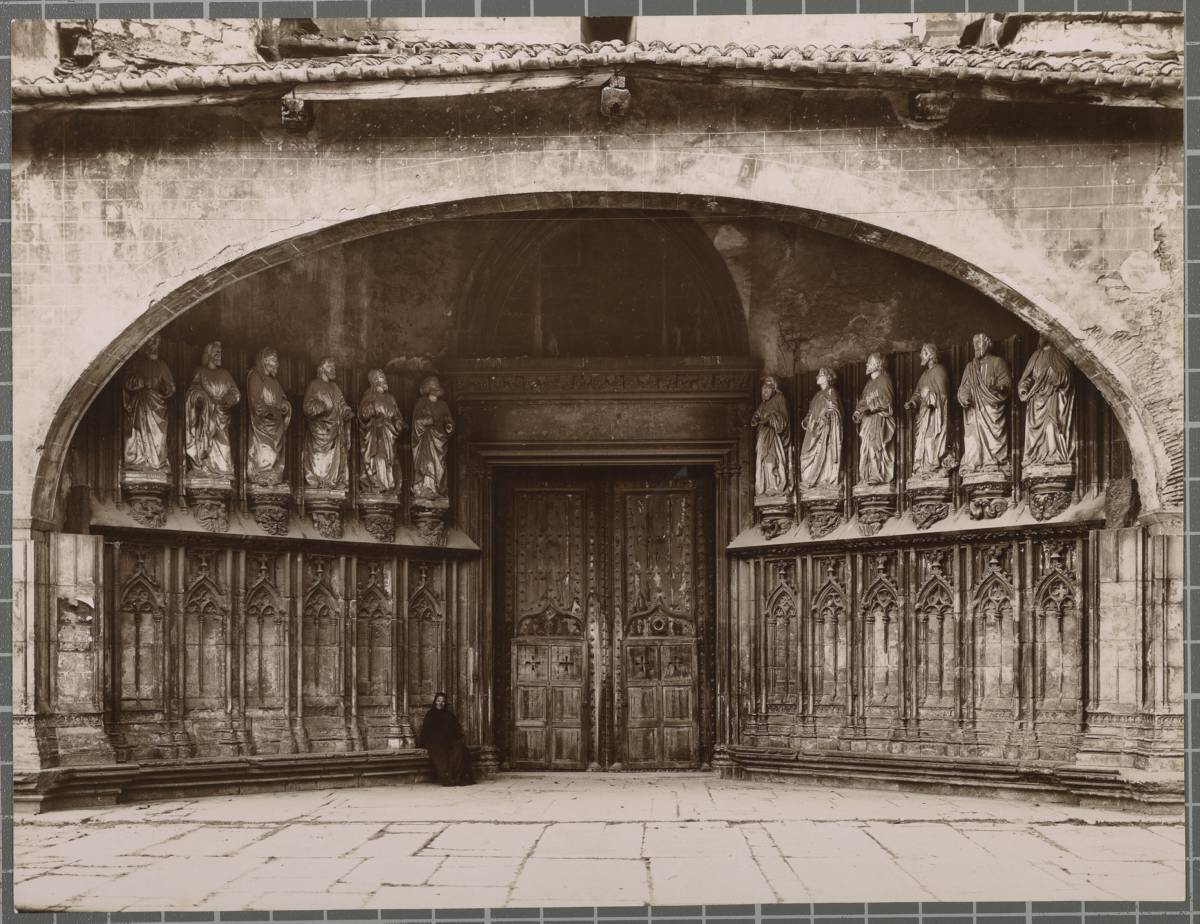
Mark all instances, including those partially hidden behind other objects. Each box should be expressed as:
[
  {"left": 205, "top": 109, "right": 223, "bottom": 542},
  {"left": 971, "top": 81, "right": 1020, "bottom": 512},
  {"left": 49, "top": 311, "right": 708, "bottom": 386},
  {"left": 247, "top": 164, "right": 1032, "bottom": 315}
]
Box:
[{"left": 13, "top": 773, "right": 1185, "bottom": 912}]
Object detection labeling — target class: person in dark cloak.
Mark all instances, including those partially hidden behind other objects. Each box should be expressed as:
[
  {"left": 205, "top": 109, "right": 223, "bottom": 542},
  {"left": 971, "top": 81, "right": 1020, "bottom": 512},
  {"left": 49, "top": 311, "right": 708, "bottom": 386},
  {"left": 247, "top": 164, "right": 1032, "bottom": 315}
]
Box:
[{"left": 418, "top": 692, "right": 474, "bottom": 786}]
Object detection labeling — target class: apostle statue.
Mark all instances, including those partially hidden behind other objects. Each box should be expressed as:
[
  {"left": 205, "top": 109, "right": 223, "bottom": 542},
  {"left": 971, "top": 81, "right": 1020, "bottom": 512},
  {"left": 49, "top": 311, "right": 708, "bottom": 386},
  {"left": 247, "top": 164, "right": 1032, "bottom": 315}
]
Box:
[
  {"left": 245, "top": 347, "right": 291, "bottom": 486},
  {"left": 1018, "top": 337, "right": 1076, "bottom": 467},
  {"left": 957, "top": 333, "right": 1012, "bottom": 474},
  {"left": 122, "top": 333, "right": 176, "bottom": 473},
  {"left": 411, "top": 375, "right": 455, "bottom": 502},
  {"left": 303, "top": 357, "right": 353, "bottom": 491},
  {"left": 750, "top": 376, "right": 791, "bottom": 499},
  {"left": 184, "top": 341, "right": 241, "bottom": 478},
  {"left": 799, "top": 367, "right": 843, "bottom": 489},
  {"left": 904, "top": 343, "right": 953, "bottom": 476},
  {"left": 852, "top": 353, "right": 896, "bottom": 485},
  {"left": 359, "top": 369, "right": 404, "bottom": 495}
]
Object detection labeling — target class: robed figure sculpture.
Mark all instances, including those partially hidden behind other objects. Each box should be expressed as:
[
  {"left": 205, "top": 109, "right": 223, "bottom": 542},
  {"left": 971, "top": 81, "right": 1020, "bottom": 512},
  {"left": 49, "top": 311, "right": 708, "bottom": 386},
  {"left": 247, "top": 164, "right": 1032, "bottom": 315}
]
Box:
[
  {"left": 359, "top": 369, "right": 404, "bottom": 495},
  {"left": 1018, "top": 338, "right": 1076, "bottom": 467},
  {"left": 246, "top": 347, "right": 291, "bottom": 486},
  {"left": 905, "top": 343, "right": 953, "bottom": 476},
  {"left": 184, "top": 341, "right": 241, "bottom": 478},
  {"left": 411, "top": 376, "right": 454, "bottom": 502},
  {"left": 303, "top": 357, "right": 353, "bottom": 490},
  {"left": 853, "top": 353, "right": 896, "bottom": 485},
  {"left": 122, "top": 333, "right": 176, "bottom": 473},
  {"left": 957, "top": 333, "right": 1012, "bottom": 474},
  {"left": 799, "top": 368, "right": 843, "bottom": 489},
  {"left": 751, "top": 376, "right": 792, "bottom": 499}
]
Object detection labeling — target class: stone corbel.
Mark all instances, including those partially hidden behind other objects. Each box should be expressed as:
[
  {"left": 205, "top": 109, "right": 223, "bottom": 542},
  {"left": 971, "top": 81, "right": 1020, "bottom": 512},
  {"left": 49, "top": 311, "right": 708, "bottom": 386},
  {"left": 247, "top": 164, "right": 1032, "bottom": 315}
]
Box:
[
  {"left": 886, "top": 91, "right": 955, "bottom": 131},
  {"left": 282, "top": 93, "right": 315, "bottom": 133},
  {"left": 601, "top": 76, "right": 631, "bottom": 119}
]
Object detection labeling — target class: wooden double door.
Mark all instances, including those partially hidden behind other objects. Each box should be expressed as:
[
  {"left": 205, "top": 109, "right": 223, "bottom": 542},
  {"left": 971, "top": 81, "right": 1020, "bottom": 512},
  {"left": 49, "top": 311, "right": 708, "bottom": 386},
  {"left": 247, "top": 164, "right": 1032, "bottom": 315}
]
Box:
[{"left": 497, "top": 468, "right": 713, "bottom": 771}]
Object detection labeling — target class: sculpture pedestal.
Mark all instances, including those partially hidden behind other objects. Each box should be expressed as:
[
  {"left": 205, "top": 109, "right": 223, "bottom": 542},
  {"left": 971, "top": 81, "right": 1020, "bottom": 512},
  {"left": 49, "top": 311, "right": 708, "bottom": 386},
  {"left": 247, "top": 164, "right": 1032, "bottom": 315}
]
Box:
[
  {"left": 800, "top": 485, "right": 843, "bottom": 539},
  {"left": 411, "top": 495, "right": 450, "bottom": 547},
  {"left": 853, "top": 483, "right": 896, "bottom": 536},
  {"left": 247, "top": 483, "right": 291, "bottom": 536},
  {"left": 1024, "top": 464, "right": 1074, "bottom": 521},
  {"left": 121, "top": 469, "right": 170, "bottom": 528},
  {"left": 304, "top": 487, "right": 347, "bottom": 539},
  {"left": 907, "top": 474, "right": 952, "bottom": 530},
  {"left": 754, "top": 494, "right": 795, "bottom": 540},
  {"left": 359, "top": 493, "right": 400, "bottom": 543},
  {"left": 185, "top": 475, "right": 233, "bottom": 533},
  {"left": 962, "top": 468, "right": 1011, "bottom": 520}
]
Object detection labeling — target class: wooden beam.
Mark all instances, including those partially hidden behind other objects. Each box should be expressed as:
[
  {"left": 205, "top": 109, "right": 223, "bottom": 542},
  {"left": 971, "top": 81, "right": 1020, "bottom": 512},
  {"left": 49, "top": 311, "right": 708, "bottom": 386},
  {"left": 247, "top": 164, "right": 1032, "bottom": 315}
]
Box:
[{"left": 291, "top": 69, "right": 616, "bottom": 102}]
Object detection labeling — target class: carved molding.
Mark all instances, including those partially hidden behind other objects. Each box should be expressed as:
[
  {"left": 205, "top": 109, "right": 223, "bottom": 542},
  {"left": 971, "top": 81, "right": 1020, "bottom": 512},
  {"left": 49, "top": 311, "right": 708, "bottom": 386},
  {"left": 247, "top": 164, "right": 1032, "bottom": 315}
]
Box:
[{"left": 449, "top": 369, "right": 756, "bottom": 397}]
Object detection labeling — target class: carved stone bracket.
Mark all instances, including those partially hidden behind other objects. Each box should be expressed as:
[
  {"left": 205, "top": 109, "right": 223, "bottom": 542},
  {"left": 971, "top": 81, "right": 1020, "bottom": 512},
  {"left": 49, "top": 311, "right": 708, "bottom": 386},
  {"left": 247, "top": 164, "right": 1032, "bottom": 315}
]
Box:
[
  {"left": 907, "top": 474, "right": 952, "bottom": 530},
  {"left": 121, "top": 469, "right": 170, "bottom": 528},
  {"left": 185, "top": 475, "right": 233, "bottom": 533},
  {"left": 754, "top": 494, "right": 795, "bottom": 540},
  {"left": 962, "top": 469, "right": 1011, "bottom": 520},
  {"left": 853, "top": 483, "right": 896, "bottom": 536},
  {"left": 800, "top": 485, "right": 843, "bottom": 539},
  {"left": 411, "top": 496, "right": 450, "bottom": 547},
  {"left": 247, "top": 484, "right": 291, "bottom": 536},
  {"left": 1024, "top": 464, "right": 1075, "bottom": 522},
  {"left": 358, "top": 493, "right": 400, "bottom": 543},
  {"left": 304, "top": 487, "right": 347, "bottom": 540}
]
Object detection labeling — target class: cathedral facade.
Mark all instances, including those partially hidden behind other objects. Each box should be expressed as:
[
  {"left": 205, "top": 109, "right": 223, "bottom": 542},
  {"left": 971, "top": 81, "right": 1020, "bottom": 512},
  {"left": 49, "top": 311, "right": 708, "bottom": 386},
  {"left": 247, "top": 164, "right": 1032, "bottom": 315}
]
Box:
[{"left": 9, "top": 13, "right": 1185, "bottom": 811}]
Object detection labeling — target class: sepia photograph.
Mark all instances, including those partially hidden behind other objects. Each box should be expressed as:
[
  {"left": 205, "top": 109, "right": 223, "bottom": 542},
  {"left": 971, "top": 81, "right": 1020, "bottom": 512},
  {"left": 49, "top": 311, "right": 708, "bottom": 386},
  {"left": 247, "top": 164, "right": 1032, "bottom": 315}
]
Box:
[{"left": 8, "top": 10, "right": 1186, "bottom": 912}]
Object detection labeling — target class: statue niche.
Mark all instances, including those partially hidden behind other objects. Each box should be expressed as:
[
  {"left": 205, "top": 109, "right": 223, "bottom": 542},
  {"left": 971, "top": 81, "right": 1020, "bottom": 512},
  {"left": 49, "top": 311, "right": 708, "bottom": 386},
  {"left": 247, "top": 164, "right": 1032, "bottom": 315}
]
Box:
[
  {"left": 751, "top": 375, "right": 795, "bottom": 539},
  {"left": 798, "top": 367, "right": 844, "bottom": 539},
  {"left": 120, "top": 333, "right": 176, "bottom": 528},
  {"left": 303, "top": 356, "right": 353, "bottom": 539},
  {"left": 905, "top": 343, "right": 955, "bottom": 529},
  {"left": 852, "top": 352, "right": 897, "bottom": 535},
  {"left": 958, "top": 333, "right": 1013, "bottom": 519},
  {"left": 184, "top": 341, "right": 241, "bottom": 533},
  {"left": 1019, "top": 337, "right": 1077, "bottom": 521},
  {"left": 246, "top": 347, "right": 292, "bottom": 536},
  {"left": 358, "top": 368, "right": 406, "bottom": 542},
  {"left": 409, "top": 375, "right": 454, "bottom": 546}
]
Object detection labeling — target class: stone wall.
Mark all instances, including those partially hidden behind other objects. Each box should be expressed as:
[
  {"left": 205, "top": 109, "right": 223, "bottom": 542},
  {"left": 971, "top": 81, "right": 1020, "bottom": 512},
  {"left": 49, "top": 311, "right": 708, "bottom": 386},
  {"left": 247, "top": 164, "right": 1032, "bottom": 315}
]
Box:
[{"left": 11, "top": 77, "right": 1184, "bottom": 528}]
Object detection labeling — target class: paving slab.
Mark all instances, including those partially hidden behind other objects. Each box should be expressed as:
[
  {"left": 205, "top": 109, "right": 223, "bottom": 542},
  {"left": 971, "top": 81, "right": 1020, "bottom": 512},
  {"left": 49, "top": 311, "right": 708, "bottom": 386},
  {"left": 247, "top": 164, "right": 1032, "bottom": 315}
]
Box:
[
  {"left": 533, "top": 822, "right": 645, "bottom": 858},
  {"left": 240, "top": 822, "right": 386, "bottom": 858},
  {"left": 649, "top": 856, "right": 773, "bottom": 904},
  {"left": 429, "top": 857, "right": 526, "bottom": 888},
  {"left": 337, "top": 855, "right": 444, "bottom": 887},
  {"left": 1035, "top": 824, "right": 1184, "bottom": 862},
  {"left": 641, "top": 822, "right": 753, "bottom": 859},
  {"left": 510, "top": 858, "right": 650, "bottom": 906},
  {"left": 422, "top": 822, "right": 546, "bottom": 857}
]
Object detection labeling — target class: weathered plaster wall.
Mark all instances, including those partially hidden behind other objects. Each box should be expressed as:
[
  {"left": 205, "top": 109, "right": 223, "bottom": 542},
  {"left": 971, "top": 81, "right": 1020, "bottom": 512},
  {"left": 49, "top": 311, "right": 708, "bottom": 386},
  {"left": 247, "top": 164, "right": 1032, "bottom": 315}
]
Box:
[{"left": 11, "top": 80, "right": 1184, "bottom": 524}]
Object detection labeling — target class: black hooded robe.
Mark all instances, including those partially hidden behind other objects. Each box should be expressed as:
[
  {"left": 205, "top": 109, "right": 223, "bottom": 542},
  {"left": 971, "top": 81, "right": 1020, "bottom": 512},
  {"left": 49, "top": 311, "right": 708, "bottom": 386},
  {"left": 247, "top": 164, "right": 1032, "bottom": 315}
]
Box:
[{"left": 418, "top": 703, "right": 474, "bottom": 786}]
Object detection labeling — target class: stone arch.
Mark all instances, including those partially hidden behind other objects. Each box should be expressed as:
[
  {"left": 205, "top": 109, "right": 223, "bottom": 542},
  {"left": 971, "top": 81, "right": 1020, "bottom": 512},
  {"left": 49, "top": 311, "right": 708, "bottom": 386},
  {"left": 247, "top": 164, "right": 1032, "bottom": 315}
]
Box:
[{"left": 29, "top": 150, "right": 1173, "bottom": 524}]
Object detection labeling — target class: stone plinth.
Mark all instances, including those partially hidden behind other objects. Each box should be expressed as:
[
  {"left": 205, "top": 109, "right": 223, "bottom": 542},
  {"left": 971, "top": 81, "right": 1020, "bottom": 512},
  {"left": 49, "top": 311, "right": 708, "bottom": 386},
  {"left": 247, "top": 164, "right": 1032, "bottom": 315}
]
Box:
[
  {"left": 411, "top": 494, "right": 450, "bottom": 547},
  {"left": 754, "top": 493, "right": 795, "bottom": 540},
  {"left": 907, "top": 473, "right": 952, "bottom": 530},
  {"left": 304, "top": 487, "right": 348, "bottom": 539},
  {"left": 1024, "top": 463, "right": 1074, "bottom": 522},
  {"left": 247, "top": 483, "right": 291, "bottom": 536},
  {"left": 853, "top": 482, "right": 896, "bottom": 535},
  {"left": 358, "top": 493, "right": 400, "bottom": 543},
  {"left": 185, "top": 474, "right": 233, "bottom": 533},
  {"left": 800, "top": 485, "right": 843, "bottom": 539},
  {"left": 962, "top": 468, "right": 1011, "bottom": 520},
  {"left": 120, "top": 469, "right": 170, "bottom": 528}
]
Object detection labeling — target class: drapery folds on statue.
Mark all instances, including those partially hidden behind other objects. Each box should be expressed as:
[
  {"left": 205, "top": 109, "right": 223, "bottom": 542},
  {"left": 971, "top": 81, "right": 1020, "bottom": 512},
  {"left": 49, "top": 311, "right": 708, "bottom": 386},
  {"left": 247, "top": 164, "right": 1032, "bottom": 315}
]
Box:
[
  {"left": 184, "top": 341, "right": 240, "bottom": 479},
  {"left": 246, "top": 347, "right": 292, "bottom": 487},
  {"left": 122, "top": 334, "right": 176, "bottom": 475}
]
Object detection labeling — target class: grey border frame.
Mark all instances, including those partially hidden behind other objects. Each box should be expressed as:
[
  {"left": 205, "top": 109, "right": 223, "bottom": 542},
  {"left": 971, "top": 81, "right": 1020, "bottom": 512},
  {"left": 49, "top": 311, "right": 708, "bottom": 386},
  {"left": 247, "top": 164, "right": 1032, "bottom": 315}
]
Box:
[{"left": 0, "top": 2, "right": 1193, "bottom": 923}]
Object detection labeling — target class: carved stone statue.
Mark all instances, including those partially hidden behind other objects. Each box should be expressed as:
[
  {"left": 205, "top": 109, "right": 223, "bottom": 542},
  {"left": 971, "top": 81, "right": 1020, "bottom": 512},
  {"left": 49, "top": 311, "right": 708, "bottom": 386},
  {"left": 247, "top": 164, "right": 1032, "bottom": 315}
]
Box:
[
  {"left": 905, "top": 343, "right": 953, "bottom": 476},
  {"left": 184, "top": 341, "right": 241, "bottom": 478},
  {"left": 411, "top": 375, "right": 455, "bottom": 503},
  {"left": 957, "top": 333, "right": 1012, "bottom": 475},
  {"left": 799, "top": 368, "right": 843, "bottom": 489},
  {"left": 750, "top": 376, "right": 791, "bottom": 499},
  {"left": 1018, "top": 337, "right": 1076, "bottom": 467},
  {"left": 246, "top": 347, "right": 291, "bottom": 487},
  {"left": 853, "top": 353, "right": 895, "bottom": 486},
  {"left": 303, "top": 357, "right": 353, "bottom": 491},
  {"left": 359, "top": 369, "right": 404, "bottom": 495},
  {"left": 122, "top": 333, "right": 175, "bottom": 474}
]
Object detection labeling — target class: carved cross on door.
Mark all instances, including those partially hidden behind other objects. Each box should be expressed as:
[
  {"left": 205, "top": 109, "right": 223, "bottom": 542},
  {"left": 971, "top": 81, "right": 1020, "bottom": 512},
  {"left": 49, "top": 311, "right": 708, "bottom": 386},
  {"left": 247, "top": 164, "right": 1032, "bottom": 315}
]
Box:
[
  {"left": 522, "top": 650, "right": 543, "bottom": 675},
  {"left": 555, "top": 650, "right": 577, "bottom": 678}
]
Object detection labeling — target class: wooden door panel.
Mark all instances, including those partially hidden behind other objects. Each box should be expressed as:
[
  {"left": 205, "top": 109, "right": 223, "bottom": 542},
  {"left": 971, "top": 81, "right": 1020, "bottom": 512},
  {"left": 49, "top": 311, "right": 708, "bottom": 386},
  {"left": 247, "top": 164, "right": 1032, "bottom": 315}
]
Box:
[
  {"left": 664, "top": 727, "right": 696, "bottom": 764},
  {"left": 626, "top": 727, "right": 660, "bottom": 765},
  {"left": 626, "top": 685, "right": 659, "bottom": 723},
  {"left": 663, "top": 685, "right": 693, "bottom": 722}
]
